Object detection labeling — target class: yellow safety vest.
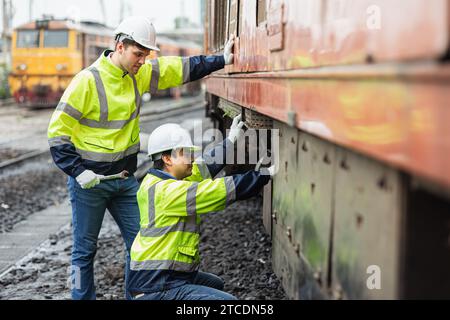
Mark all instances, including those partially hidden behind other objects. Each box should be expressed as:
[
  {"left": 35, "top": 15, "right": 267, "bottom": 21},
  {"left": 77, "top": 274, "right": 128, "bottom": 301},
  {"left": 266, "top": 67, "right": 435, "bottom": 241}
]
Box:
[
  {"left": 47, "top": 50, "right": 190, "bottom": 175},
  {"left": 130, "top": 163, "right": 236, "bottom": 273}
]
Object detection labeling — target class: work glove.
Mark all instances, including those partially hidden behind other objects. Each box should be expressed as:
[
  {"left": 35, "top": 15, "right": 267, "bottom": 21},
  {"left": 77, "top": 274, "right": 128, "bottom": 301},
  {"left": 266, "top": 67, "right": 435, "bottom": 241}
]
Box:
[
  {"left": 264, "top": 165, "right": 277, "bottom": 177},
  {"left": 255, "top": 156, "right": 277, "bottom": 177},
  {"left": 76, "top": 170, "right": 102, "bottom": 189},
  {"left": 228, "top": 114, "right": 245, "bottom": 144},
  {"left": 224, "top": 35, "right": 235, "bottom": 65}
]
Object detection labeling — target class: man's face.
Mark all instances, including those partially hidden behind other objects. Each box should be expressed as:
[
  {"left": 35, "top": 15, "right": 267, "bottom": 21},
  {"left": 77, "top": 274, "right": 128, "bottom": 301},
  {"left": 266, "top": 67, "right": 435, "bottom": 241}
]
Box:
[
  {"left": 117, "top": 43, "right": 150, "bottom": 75},
  {"left": 165, "top": 149, "right": 195, "bottom": 180}
]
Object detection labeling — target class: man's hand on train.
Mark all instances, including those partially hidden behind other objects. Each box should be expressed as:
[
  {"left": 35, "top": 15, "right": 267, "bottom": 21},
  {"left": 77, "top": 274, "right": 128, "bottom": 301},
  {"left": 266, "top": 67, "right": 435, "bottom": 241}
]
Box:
[
  {"left": 256, "top": 157, "right": 277, "bottom": 177},
  {"left": 224, "top": 35, "right": 235, "bottom": 65},
  {"left": 228, "top": 114, "right": 245, "bottom": 144},
  {"left": 76, "top": 170, "right": 102, "bottom": 189}
]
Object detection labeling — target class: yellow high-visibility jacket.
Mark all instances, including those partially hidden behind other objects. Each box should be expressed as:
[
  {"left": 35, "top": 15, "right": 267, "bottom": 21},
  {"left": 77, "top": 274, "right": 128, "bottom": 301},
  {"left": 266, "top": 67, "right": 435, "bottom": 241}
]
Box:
[
  {"left": 127, "top": 139, "right": 271, "bottom": 294},
  {"left": 47, "top": 50, "right": 225, "bottom": 177}
]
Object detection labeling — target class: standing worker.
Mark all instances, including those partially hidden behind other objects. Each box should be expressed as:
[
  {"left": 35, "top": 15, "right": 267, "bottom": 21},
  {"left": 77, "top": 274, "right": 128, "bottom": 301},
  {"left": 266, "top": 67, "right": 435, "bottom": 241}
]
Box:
[
  {"left": 47, "top": 16, "right": 235, "bottom": 300},
  {"left": 127, "top": 115, "right": 276, "bottom": 300}
]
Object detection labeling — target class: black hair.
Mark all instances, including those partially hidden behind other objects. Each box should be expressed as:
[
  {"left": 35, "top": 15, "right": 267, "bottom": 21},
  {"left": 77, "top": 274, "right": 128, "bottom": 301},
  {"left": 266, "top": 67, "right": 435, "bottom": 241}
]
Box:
[{"left": 152, "top": 150, "right": 173, "bottom": 170}]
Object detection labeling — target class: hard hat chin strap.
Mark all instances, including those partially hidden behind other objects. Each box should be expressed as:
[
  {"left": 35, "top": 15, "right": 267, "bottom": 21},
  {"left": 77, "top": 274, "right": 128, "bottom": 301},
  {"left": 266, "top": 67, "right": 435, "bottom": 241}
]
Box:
[
  {"left": 116, "top": 34, "right": 135, "bottom": 44},
  {"left": 151, "top": 153, "right": 164, "bottom": 161}
]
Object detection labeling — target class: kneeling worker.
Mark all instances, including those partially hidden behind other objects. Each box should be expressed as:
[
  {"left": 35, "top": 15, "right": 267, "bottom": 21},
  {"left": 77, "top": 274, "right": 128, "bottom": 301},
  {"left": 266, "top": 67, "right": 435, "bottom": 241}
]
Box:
[{"left": 127, "top": 115, "right": 275, "bottom": 300}]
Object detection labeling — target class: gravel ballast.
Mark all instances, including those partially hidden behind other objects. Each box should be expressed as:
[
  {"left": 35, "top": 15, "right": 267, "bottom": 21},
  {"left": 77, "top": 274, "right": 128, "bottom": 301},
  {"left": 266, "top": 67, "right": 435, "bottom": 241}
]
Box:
[
  {"left": 0, "top": 157, "right": 68, "bottom": 233},
  {"left": 0, "top": 196, "right": 286, "bottom": 300}
]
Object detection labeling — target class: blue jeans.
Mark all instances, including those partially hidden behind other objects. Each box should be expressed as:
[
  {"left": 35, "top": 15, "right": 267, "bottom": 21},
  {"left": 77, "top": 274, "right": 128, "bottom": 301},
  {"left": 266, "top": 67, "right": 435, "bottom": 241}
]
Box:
[
  {"left": 134, "top": 272, "right": 237, "bottom": 300},
  {"left": 68, "top": 176, "right": 140, "bottom": 300}
]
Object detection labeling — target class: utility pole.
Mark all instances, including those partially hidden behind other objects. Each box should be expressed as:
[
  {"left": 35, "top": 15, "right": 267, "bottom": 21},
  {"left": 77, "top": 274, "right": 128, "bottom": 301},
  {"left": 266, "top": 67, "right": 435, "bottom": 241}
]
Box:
[
  {"left": 99, "top": 0, "right": 107, "bottom": 25},
  {"left": 119, "top": 0, "right": 124, "bottom": 26},
  {"left": 200, "top": 0, "right": 205, "bottom": 28},
  {"left": 2, "top": 0, "right": 12, "bottom": 66},
  {"left": 180, "top": 0, "right": 185, "bottom": 18},
  {"left": 29, "top": 0, "right": 33, "bottom": 21}
]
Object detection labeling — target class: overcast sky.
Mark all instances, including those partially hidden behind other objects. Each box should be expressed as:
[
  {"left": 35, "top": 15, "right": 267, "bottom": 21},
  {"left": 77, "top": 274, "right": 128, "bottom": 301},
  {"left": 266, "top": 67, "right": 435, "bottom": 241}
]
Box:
[{"left": 7, "top": 0, "right": 202, "bottom": 31}]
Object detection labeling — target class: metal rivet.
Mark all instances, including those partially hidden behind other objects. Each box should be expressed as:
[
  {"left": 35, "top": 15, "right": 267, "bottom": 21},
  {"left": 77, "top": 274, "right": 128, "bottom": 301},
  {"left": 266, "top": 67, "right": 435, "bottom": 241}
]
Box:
[
  {"left": 378, "top": 175, "right": 388, "bottom": 190},
  {"left": 340, "top": 159, "right": 350, "bottom": 171},
  {"left": 302, "top": 141, "right": 308, "bottom": 152},
  {"left": 294, "top": 243, "right": 300, "bottom": 255},
  {"left": 286, "top": 227, "right": 292, "bottom": 241},
  {"left": 356, "top": 213, "right": 364, "bottom": 229}
]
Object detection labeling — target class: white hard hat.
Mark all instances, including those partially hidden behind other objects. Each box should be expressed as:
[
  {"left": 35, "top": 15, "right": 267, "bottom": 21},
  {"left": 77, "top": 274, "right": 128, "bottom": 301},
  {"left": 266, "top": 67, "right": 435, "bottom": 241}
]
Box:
[
  {"left": 148, "top": 124, "right": 200, "bottom": 160},
  {"left": 114, "top": 16, "right": 160, "bottom": 51}
]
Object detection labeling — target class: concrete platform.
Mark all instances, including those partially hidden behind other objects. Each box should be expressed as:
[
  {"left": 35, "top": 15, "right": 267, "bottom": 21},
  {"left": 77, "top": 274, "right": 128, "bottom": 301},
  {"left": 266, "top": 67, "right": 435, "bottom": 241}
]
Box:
[{"left": 0, "top": 200, "right": 71, "bottom": 275}]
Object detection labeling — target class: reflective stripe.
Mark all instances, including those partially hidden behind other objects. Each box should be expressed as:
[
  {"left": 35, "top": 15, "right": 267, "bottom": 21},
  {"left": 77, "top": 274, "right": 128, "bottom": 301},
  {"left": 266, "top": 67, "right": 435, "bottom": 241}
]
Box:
[
  {"left": 130, "top": 259, "right": 199, "bottom": 272},
  {"left": 196, "top": 160, "right": 212, "bottom": 180},
  {"left": 88, "top": 67, "right": 108, "bottom": 123},
  {"left": 140, "top": 221, "right": 198, "bottom": 237},
  {"left": 182, "top": 57, "right": 190, "bottom": 84},
  {"left": 147, "top": 183, "right": 157, "bottom": 227},
  {"left": 130, "top": 74, "right": 142, "bottom": 111},
  {"left": 186, "top": 183, "right": 198, "bottom": 216},
  {"left": 56, "top": 102, "right": 82, "bottom": 121},
  {"left": 48, "top": 136, "right": 72, "bottom": 147},
  {"left": 224, "top": 176, "right": 236, "bottom": 206},
  {"left": 143, "top": 182, "right": 199, "bottom": 238},
  {"left": 79, "top": 117, "right": 137, "bottom": 129},
  {"left": 150, "top": 59, "right": 160, "bottom": 94},
  {"left": 185, "top": 214, "right": 199, "bottom": 233},
  {"left": 82, "top": 67, "right": 141, "bottom": 130},
  {"left": 76, "top": 143, "right": 140, "bottom": 162}
]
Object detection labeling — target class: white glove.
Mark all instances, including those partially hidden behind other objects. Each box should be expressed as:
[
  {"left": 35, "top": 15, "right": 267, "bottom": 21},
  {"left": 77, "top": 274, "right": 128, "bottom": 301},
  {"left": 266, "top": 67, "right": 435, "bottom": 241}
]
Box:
[
  {"left": 228, "top": 114, "right": 245, "bottom": 144},
  {"left": 260, "top": 165, "right": 277, "bottom": 177},
  {"left": 76, "top": 170, "right": 101, "bottom": 189},
  {"left": 266, "top": 165, "right": 276, "bottom": 177},
  {"left": 256, "top": 157, "right": 277, "bottom": 177},
  {"left": 224, "top": 35, "right": 235, "bottom": 65}
]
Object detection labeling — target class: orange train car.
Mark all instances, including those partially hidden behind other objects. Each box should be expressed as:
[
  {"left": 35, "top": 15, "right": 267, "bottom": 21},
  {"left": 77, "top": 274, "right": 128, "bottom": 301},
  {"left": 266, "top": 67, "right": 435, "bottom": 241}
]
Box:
[
  {"left": 9, "top": 19, "right": 114, "bottom": 107},
  {"left": 204, "top": 0, "right": 450, "bottom": 299}
]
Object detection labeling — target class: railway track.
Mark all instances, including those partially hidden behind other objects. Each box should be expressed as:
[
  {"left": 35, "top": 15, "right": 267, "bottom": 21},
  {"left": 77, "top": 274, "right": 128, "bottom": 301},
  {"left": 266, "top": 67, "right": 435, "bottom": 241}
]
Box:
[
  {"left": 0, "top": 96, "right": 286, "bottom": 300},
  {"left": 0, "top": 149, "right": 50, "bottom": 174},
  {"left": 0, "top": 96, "right": 207, "bottom": 265}
]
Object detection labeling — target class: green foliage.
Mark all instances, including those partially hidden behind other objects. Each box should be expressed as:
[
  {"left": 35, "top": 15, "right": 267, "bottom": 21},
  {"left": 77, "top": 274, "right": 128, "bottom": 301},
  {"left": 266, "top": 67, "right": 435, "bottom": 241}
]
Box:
[{"left": 0, "top": 63, "right": 10, "bottom": 99}]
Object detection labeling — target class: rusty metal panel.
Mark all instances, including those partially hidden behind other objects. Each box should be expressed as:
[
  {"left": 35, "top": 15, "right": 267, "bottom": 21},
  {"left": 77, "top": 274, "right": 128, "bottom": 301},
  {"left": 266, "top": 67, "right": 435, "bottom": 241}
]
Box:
[
  {"left": 271, "top": 122, "right": 334, "bottom": 299},
  {"left": 205, "top": 71, "right": 450, "bottom": 189},
  {"left": 262, "top": 181, "right": 273, "bottom": 237},
  {"left": 296, "top": 132, "right": 336, "bottom": 294},
  {"left": 332, "top": 148, "right": 405, "bottom": 299},
  {"left": 366, "top": 0, "right": 449, "bottom": 62},
  {"left": 257, "top": 0, "right": 267, "bottom": 26},
  {"left": 210, "top": 0, "right": 449, "bottom": 71},
  {"left": 272, "top": 218, "right": 325, "bottom": 300},
  {"left": 229, "top": 0, "right": 239, "bottom": 37},
  {"left": 319, "top": 0, "right": 449, "bottom": 66},
  {"left": 238, "top": 0, "right": 245, "bottom": 36},
  {"left": 267, "top": 0, "right": 286, "bottom": 51}
]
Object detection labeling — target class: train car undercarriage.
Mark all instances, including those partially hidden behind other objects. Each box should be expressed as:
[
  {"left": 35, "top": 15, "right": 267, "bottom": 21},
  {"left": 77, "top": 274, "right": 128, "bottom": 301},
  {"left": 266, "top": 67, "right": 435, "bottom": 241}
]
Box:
[{"left": 206, "top": 93, "right": 450, "bottom": 300}]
